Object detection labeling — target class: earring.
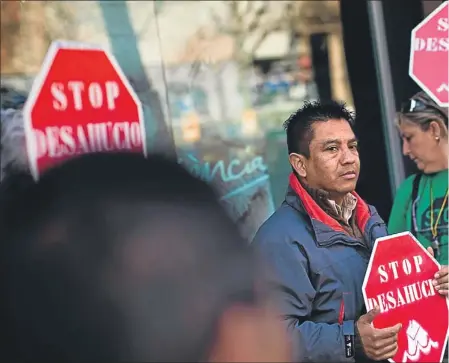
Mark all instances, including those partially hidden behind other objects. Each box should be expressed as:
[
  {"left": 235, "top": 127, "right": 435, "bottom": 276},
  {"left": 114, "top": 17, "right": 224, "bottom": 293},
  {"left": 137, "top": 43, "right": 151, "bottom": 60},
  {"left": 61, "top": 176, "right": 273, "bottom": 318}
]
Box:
[{"left": 436, "top": 136, "right": 440, "bottom": 141}]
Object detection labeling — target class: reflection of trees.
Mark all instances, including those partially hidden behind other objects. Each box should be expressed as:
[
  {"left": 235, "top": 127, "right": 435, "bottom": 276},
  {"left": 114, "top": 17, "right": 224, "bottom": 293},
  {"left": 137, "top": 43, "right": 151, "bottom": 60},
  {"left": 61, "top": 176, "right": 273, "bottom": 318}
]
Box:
[
  {"left": 167, "top": 82, "right": 209, "bottom": 119},
  {"left": 1, "top": 1, "right": 21, "bottom": 73},
  {"left": 212, "top": 1, "right": 287, "bottom": 70},
  {"left": 210, "top": 1, "right": 291, "bottom": 107},
  {"left": 285, "top": 1, "right": 353, "bottom": 105},
  {"left": 204, "top": 0, "right": 352, "bottom": 107},
  {"left": 1, "top": 1, "right": 76, "bottom": 74},
  {"left": 179, "top": 27, "right": 231, "bottom": 121},
  {"left": 285, "top": 1, "right": 340, "bottom": 33},
  {"left": 98, "top": 1, "right": 176, "bottom": 156}
]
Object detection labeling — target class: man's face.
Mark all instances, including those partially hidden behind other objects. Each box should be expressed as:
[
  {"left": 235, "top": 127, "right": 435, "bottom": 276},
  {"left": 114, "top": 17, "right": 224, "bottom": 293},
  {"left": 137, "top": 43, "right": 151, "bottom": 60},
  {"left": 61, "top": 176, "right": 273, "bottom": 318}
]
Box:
[{"left": 290, "top": 118, "right": 360, "bottom": 202}]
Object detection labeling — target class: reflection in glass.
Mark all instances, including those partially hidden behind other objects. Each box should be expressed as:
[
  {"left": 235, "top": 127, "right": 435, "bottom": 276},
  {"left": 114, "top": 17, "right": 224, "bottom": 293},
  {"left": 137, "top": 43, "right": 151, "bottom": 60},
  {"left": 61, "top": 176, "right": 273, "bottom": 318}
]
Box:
[{"left": 1, "top": 0, "right": 355, "bottom": 240}]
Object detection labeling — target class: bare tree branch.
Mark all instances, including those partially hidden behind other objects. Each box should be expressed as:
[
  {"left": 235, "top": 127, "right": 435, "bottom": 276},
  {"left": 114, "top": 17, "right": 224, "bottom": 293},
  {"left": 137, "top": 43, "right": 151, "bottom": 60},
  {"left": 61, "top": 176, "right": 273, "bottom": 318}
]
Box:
[
  {"left": 210, "top": 7, "right": 227, "bottom": 35},
  {"left": 250, "top": 23, "right": 278, "bottom": 55},
  {"left": 206, "top": 0, "right": 301, "bottom": 72},
  {"left": 229, "top": 0, "right": 242, "bottom": 32},
  {"left": 245, "top": 1, "right": 255, "bottom": 16},
  {"left": 246, "top": 1, "right": 269, "bottom": 35}
]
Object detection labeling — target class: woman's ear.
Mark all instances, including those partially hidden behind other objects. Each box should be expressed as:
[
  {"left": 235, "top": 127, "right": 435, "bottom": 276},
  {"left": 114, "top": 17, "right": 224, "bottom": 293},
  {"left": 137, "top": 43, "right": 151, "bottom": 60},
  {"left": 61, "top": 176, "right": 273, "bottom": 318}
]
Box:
[
  {"left": 289, "top": 153, "right": 307, "bottom": 178},
  {"left": 429, "top": 120, "right": 445, "bottom": 140}
]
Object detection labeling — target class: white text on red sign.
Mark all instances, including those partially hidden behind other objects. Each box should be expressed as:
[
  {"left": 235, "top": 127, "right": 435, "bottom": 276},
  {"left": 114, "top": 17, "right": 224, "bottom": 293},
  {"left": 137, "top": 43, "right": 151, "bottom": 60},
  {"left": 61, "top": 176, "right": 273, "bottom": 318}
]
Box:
[
  {"left": 34, "top": 122, "right": 142, "bottom": 158},
  {"left": 51, "top": 81, "right": 120, "bottom": 111},
  {"left": 414, "top": 17, "right": 448, "bottom": 51},
  {"left": 36, "top": 80, "right": 143, "bottom": 158},
  {"left": 367, "top": 254, "right": 437, "bottom": 313}
]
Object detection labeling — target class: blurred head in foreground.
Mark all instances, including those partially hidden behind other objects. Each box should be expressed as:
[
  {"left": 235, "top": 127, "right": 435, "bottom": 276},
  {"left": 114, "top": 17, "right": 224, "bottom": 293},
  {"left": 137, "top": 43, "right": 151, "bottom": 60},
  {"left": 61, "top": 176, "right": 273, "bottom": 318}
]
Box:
[{"left": 0, "top": 152, "right": 288, "bottom": 362}]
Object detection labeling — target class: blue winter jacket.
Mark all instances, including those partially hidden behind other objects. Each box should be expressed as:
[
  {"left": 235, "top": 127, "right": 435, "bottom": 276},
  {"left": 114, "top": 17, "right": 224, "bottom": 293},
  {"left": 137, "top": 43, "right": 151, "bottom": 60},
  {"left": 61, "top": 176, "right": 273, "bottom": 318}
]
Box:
[{"left": 252, "top": 174, "right": 388, "bottom": 362}]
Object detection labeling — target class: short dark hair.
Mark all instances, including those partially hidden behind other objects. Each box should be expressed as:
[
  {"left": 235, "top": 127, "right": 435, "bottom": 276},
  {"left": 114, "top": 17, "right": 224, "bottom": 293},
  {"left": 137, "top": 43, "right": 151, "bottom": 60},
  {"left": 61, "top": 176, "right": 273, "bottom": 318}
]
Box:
[
  {"left": 283, "top": 100, "right": 356, "bottom": 157},
  {"left": 0, "top": 152, "right": 255, "bottom": 361}
]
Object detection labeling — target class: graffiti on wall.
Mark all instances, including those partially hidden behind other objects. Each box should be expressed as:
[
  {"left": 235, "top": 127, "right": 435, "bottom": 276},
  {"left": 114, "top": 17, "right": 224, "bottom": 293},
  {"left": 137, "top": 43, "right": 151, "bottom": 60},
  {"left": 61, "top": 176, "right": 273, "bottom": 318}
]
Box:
[{"left": 178, "top": 151, "right": 274, "bottom": 240}]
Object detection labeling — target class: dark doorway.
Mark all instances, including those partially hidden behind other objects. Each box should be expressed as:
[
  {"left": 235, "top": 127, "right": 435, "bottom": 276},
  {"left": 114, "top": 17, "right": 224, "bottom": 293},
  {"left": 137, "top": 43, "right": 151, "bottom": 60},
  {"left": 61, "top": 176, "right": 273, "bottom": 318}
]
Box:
[
  {"left": 310, "top": 33, "right": 332, "bottom": 103},
  {"left": 339, "top": 1, "right": 391, "bottom": 221},
  {"left": 339, "top": 0, "right": 425, "bottom": 222}
]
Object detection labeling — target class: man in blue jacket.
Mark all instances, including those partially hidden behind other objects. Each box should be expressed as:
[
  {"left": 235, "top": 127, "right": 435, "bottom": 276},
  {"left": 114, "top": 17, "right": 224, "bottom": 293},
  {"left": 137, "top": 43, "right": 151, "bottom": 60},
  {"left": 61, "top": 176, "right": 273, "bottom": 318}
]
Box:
[{"left": 252, "top": 101, "right": 401, "bottom": 362}]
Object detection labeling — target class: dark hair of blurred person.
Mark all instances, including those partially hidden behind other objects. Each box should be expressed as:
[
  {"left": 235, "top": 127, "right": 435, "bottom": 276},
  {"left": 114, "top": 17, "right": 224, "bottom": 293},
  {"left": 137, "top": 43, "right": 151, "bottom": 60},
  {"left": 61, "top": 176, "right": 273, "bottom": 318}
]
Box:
[
  {"left": 0, "top": 106, "right": 34, "bottom": 207},
  {"left": 0, "top": 152, "right": 288, "bottom": 362}
]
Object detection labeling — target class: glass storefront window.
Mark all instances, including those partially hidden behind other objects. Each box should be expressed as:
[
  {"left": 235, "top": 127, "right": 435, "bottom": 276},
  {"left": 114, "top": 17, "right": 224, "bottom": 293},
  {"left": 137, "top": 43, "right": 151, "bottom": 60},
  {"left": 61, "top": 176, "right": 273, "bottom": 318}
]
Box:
[{"left": 1, "top": 0, "right": 355, "bottom": 240}]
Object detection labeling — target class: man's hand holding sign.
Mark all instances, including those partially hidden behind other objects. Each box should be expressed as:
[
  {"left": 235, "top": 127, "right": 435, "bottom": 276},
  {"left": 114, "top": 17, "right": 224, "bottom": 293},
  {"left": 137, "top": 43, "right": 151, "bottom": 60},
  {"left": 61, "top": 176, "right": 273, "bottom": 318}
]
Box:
[
  {"left": 356, "top": 244, "right": 449, "bottom": 362},
  {"left": 356, "top": 307, "right": 401, "bottom": 361},
  {"left": 362, "top": 232, "right": 449, "bottom": 363}
]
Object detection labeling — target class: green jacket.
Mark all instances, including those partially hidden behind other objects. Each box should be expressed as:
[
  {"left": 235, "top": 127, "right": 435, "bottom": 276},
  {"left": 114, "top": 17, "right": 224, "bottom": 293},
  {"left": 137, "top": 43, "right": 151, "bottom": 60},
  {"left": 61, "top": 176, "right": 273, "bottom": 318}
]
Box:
[{"left": 388, "top": 169, "right": 448, "bottom": 265}]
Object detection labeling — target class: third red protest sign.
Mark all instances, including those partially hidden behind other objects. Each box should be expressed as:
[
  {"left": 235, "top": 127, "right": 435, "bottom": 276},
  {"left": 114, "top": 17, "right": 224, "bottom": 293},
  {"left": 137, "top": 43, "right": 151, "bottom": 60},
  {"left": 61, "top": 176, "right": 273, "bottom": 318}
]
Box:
[
  {"left": 362, "top": 232, "right": 449, "bottom": 363},
  {"left": 409, "top": 1, "right": 449, "bottom": 107},
  {"left": 23, "top": 40, "right": 146, "bottom": 180}
]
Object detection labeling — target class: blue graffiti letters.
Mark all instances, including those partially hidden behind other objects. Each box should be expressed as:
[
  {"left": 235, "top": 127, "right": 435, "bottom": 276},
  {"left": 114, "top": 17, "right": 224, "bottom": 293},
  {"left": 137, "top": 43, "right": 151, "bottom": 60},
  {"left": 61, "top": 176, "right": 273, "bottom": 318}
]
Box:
[{"left": 179, "top": 153, "right": 268, "bottom": 184}]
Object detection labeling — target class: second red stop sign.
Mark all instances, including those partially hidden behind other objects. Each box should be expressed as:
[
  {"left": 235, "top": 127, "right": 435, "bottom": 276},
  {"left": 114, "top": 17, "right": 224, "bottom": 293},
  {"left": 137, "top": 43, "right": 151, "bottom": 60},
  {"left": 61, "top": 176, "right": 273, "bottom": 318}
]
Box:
[
  {"left": 362, "top": 232, "right": 448, "bottom": 363},
  {"left": 23, "top": 41, "right": 146, "bottom": 180}
]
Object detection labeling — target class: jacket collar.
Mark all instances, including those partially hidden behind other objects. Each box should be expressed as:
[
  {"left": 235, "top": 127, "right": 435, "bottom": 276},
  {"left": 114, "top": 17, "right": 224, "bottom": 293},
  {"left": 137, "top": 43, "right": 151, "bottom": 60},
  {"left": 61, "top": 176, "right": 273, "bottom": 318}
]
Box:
[
  {"left": 300, "top": 179, "right": 358, "bottom": 224},
  {"left": 287, "top": 173, "right": 371, "bottom": 236}
]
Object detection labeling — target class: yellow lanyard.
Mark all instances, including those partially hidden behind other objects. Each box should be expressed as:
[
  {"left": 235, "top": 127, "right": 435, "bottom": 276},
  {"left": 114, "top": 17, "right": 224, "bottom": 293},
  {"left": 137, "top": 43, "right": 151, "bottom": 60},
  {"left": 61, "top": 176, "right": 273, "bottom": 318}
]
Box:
[{"left": 430, "top": 184, "right": 449, "bottom": 240}]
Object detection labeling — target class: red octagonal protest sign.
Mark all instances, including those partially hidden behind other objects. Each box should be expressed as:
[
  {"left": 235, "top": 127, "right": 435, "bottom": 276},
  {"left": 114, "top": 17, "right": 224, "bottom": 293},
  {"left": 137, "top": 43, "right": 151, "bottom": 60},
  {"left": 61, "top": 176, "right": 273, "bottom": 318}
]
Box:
[
  {"left": 363, "top": 232, "right": 449, "bottom": 363},
  {"left": 23, "top": 40, "right": 146, "bottom": 180},
  {"left": 409, "top": 1, "right": 449, "bottom": 107}
]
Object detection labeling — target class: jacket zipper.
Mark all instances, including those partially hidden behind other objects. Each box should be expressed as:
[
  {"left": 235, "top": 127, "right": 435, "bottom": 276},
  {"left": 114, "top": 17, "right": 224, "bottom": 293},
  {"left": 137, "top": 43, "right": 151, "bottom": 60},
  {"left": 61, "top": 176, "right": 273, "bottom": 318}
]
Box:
[{"left": 338, "top": 298, "right": 345, "bottom": 325}]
